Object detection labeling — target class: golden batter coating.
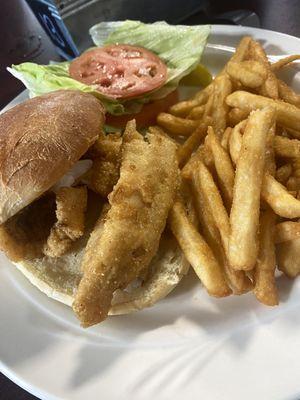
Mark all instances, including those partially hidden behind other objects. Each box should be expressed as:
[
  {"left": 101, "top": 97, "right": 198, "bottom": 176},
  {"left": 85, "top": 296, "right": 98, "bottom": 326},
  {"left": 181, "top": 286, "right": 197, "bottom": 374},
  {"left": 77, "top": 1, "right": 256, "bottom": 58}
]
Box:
[{"left": 73, "top": 120, "right": 179, "bottom": 327}]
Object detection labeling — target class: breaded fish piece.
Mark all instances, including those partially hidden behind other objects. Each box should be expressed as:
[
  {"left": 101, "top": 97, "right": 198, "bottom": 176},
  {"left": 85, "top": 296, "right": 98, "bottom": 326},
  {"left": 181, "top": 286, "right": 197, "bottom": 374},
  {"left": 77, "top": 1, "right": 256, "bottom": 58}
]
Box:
[
  {"left": 73, "top": 120, "right": 179, "bottom": 327},
  {"left": 44, "top": 186, "right": 87, "bottom": 257},
  {"left": 84, "top": 131, "right": 122, "bottom": 197}
]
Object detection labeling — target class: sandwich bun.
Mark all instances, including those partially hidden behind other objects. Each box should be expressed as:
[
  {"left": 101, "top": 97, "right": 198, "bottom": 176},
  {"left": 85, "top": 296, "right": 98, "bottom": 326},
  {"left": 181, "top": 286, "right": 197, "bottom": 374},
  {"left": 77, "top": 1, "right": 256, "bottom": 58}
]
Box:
[{"left": 0, "top": 90, "right": 105, "bottom": 224}]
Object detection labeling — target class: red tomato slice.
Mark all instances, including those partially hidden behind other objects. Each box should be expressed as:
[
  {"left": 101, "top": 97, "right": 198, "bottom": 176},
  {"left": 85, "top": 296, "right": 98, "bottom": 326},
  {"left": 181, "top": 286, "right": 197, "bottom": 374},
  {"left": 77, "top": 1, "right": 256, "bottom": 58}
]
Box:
[
  {"left": 106, "top": 89, "right": 179, "bottom": 129},
  {"left": 69, "top": 44, "right": 168, "bottom": 99}
]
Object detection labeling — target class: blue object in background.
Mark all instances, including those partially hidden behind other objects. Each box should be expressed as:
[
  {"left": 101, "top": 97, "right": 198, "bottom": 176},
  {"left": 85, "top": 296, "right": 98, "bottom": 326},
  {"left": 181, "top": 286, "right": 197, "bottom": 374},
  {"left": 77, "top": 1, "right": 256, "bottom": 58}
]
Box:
[{"left": 26, "top": 0, "right": 79, "bottom": 59}]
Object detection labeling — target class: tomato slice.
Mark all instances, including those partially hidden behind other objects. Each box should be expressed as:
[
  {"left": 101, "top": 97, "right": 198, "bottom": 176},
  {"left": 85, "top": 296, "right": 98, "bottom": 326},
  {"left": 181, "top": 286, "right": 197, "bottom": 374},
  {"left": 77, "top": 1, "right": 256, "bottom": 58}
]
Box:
[{"left": 69, "top": 44, "right": 168, "bottom": 99}]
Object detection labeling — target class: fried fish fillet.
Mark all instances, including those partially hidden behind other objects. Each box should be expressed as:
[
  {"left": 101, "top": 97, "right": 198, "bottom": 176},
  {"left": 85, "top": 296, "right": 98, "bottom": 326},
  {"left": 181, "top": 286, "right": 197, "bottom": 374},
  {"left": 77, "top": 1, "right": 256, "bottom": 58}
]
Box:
[
  {"left": 84, "top": 131, "right": 122, "bottom": 197},
  {"left": 73, "top": 120, "right": 179, "bottom": 326},
  {"left": 44, "top": 186, "right": 87, "bottom": 257}
]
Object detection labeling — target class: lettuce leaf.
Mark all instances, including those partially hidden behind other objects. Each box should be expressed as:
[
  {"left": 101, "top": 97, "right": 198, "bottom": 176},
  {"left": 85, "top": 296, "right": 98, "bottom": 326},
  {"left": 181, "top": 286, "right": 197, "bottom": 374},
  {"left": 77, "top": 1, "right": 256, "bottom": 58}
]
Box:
[{"left": 8, "top": 21, "right": 210, "bottom": 115}]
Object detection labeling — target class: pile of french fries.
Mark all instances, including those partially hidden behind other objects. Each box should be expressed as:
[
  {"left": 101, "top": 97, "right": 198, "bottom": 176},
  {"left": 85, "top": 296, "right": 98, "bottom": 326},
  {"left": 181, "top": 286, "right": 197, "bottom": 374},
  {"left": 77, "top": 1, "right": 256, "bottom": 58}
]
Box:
[{"left": 156, "top": 36, "right": 300, "bottom": 306}]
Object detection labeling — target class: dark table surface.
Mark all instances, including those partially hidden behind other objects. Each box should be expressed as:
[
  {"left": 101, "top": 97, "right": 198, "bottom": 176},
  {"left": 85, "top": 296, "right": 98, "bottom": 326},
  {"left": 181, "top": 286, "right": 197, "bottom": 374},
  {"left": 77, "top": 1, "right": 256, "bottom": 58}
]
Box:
[{"left": 1, "top": 0, "right": 300, "bottom": 399}]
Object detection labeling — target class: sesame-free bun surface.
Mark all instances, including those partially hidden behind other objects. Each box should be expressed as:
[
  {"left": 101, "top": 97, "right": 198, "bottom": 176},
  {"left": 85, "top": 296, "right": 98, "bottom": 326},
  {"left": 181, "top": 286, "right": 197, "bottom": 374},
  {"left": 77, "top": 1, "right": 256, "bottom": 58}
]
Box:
[
  {"left": 14, "top": 231, "right": 189, "bottom": 315},
  {"left": 0, "top": 90, "right": 105, "bottom": 224}
]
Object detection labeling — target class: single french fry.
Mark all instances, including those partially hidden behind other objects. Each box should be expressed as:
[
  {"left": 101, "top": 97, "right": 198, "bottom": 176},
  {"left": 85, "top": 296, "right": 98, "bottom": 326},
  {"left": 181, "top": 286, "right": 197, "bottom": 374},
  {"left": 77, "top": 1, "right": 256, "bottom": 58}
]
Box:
[
  {"left": 194, "top": 83, "right": 214, "bottom": 103},
  {"left": 207, "top": 126, "right": 235, "bottom": 209},
  {"left": 265, "top": 123, "right": 276, "bottom": 175},
  {"left": 211, "top": 74, "right": 232, "bottom": 135},
  {"left": 254, "top": 209, "right": 278, "bottom": 306},
  {"left": 203, "top": 136, "right": 215, "bottom": 171},
  {"left": 169, "top": 99, "right": 200, "bottom": 117},
  {"left": 274, "top": 136, "right": 300, "bottom": 158},
  {"left": 221, "top": 127, "right": 232, "bottom": 151},
  {"left": 157, "top": 113, "right": 200, "bottom": 136},
  {"left": 226, "top": 60, "right": 268, "bottom": 88},
  {"left": 261, "top": 173, "right": 300, "bottom": 218},
  {"left": 271, "top": 54, "right": 300, "bottom": 71},
  {"left": 275, "top": 221, "right": 300, "bottom": 243},
  {"left": 249, "top": 40, "right": 278, "bottom": 99},
  {"left": 196, "top": 159, "right": 230, "bottom": 253},
  {"left": 203, "top": 91, "right": 214, "bottom": 118},
  {"left": 275, "top": 163, "right": 292, "bottom": 184},
  {"left": 277, "top": 79, "right": 300, "bottom": 108},
  {"left": 169, "top": 200, "right": 231, "bottom": 297},
  {"left": 277, "top": 237, "right": 300, "bottom": 278},
  {"left": 190, "top": 166, "right": 252, "bottom": 294},
  {"left": 228, "top": 108, "right": 275, "bottom": 270},
  {"left": 187, "top": 105, "right": 205, "bottom": 120},
  {"left": 226, "top": 91, "right": 300, "bottom": 131},
  {"left": 177, "top": 118, "right": 211, "bottom": 168},
  {"left": 229, "top": 119, "right": 247, "bottom": 164}
]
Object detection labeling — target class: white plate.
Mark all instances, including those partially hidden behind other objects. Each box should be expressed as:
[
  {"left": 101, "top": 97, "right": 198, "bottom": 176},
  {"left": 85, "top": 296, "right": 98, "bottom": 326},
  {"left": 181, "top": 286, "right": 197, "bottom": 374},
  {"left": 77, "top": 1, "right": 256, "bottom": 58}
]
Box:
[{"left": 1, "top": 25, "right": 300, "bottom": 400}]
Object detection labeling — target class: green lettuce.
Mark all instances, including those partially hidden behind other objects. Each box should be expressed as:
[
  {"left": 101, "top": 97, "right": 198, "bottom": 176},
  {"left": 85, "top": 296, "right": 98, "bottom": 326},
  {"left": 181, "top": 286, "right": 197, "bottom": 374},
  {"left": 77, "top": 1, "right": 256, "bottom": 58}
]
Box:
[{"left": 8, "top": 21, "right": 210, "bottom": 115}]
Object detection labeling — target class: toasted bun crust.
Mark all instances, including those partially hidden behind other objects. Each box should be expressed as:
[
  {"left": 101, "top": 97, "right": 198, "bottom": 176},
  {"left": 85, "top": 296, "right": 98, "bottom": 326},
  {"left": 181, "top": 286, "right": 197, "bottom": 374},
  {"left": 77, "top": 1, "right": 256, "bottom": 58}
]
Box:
[
  {"left": 13, "top": 232, "right": 189, "bottom": 315},
  {"left": 0, "top": 90, "right": 105, "bottom": 224}
]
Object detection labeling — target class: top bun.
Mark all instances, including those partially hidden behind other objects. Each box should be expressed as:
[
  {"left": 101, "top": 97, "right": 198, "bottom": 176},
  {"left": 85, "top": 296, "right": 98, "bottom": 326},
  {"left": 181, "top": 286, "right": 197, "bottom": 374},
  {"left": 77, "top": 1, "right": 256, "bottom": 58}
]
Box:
[{"left": 0, "top": 90, "right": 105, "bottom": 224}]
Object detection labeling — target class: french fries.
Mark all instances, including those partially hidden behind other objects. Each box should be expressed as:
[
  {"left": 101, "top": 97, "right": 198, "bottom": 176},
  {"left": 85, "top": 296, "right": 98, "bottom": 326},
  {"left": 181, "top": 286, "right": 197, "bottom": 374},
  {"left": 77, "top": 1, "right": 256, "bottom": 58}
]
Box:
[
  {"left": 207, "top": 126, "right": 234, "bottom": 209},
  {"left": 160, "top": 36, "right": 300, "bottom": 307},
  {"left": 226, "top": 60, "right": 268, "bottom": 89},
  {"left": 157, "top": 113, "right": 200, "bottom": 136},
  {"left": 177, "top": 118, "right": 211, "bottom": 168},
  {"left": 261, "top": 173, "right": 300, "bottom": 218},
  {"left": 277, "top": 237, "right": 300, "bottom": 278},
  {"left": 211, "top": 75, "right": 232, "bottom": 135},
  {"left": 275, "top": 221, "right": 300, "bottom": 243},
  {"left": 226, "top": 91, "right": 300, "bottom": 131},
  {"left": 271, "top": 54, "right": 300, "bottom": 71},
  {"left": 228, "top": 108, "right": 275, "bottom": 271},
  {"left": 254, "top": 209, "right": 278, "bottom": 306},
  {"left": 274, "top": 136, "right": 300, "bottom": 158},
  {"left": 169, "top": 200, "right": 231, "bottom": 297},
  {"left": 276, "top": 163, "right": 292, "bottom": 184}
]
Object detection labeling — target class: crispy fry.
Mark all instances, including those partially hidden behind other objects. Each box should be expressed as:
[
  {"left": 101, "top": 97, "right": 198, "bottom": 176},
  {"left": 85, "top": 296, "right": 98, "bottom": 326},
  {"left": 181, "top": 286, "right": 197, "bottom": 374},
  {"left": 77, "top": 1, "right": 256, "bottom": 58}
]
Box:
[
  {"left": 169, "top": 199, "right": 231, "bottom": 297},
  {"left": 157, "top": 113, "right": 200, "bottom": 136},
  {"left": 187, "top": 105, "right": 205, "bottom": 120},
  {"left": 73, "top": 121, "right": 179, "bottom": 326},
  {"left": 193, "top": 84, "right": 214, "bottom": 103},
  {"left": 207, "top": 126, "right": 235, "bottom": 209},
  {"left": 261, "top": 173, "right": 300, "bottom": 218},
  {"left": 228, "top": 108, "right": 249, "bottom": 127},
  {"left": 226, "top": 90, "right": 300, "bottom": 131},
  {"left": 265, "top": 123, "right": 276, "bottom": 176},
  {"left": 211, "top": 74, "right": 232, "bottom": 135},
  {"left": 169, "top": 99, "right": 200, "bottom": 117},
  {"left": 229, "top": 119, "right": 246, "bottom": 164},
  {"left": 196, "top": 159, "right": 230, "bottom": 253},
  {"left": 44, "top": 186, "right": 87, "bottom": 257},
  {"left": 190, "top": 164, "right": 252, "bottom": 294},
  {"left": 277, "top": 237, "right": 300, "bottom": 278},
  {"left": 249, "top": 40, "right": 278, "bottom": 99},
  {"left": 254, "top": 209, "right": 278, "bottom": 306},
  {"left": 276, "top": 163, "right": 292, "bottom": 184},
  {"left": 226, "top": 60, "right": 268, "bottom": 88},
  {"left": 271, "top": 54, "right": 300, "bottom": 71},
  {"left": 274, "top": 136, "right": 300, "bottom": 158},
  {"left": 221, "top": 127, "right": 232, "bottom": 151},
  {"left": 203, "top": 91, "right": 214, "bottom": 118},
  {"left": 228, "top": 108, "right": 275, "bottom": 270},
  {"left": 278, "top": 79, "right": 300, "bottom": 108},
  {"left": 275, "top": 221, "right": 300, "bottom": 243},
  {"left": 177, "top": 118, "right": 211, "bottom": 168}
]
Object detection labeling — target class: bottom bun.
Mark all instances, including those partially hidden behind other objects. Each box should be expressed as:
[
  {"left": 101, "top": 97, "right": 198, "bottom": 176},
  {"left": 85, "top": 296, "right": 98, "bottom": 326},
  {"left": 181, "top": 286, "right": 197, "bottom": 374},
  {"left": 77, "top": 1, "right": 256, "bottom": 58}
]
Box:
[{"left": 13, "top": 230, "right": 189, "bottom": 315}]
